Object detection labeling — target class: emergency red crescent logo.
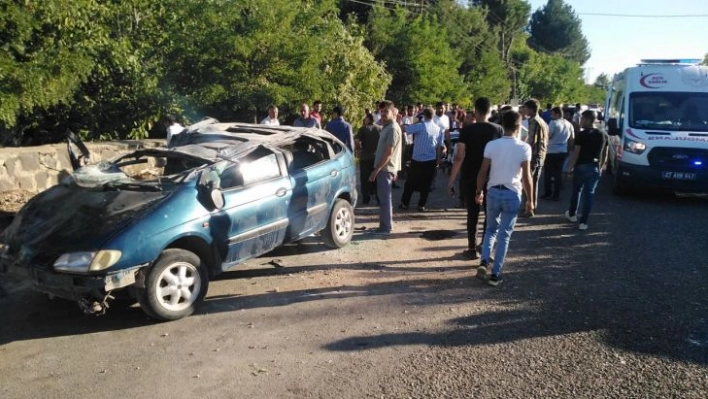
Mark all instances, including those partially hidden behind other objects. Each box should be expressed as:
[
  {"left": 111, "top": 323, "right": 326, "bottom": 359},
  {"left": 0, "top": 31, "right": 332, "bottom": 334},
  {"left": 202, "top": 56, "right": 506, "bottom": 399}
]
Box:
[{"left": 639, "top": 73, "right": 668, "bottom": 89}]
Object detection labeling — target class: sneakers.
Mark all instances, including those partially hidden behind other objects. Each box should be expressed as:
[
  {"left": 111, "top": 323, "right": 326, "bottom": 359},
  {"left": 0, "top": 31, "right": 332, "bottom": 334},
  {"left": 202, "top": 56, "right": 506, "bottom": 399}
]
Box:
[
  {"left": 476, "top": 264, "right": 488, "bottom": 281},
  {"left": 578, "top": 223, "right": 588, "bottom": 231},
  {"left": 366, "top": 228, "right": 391, "bottom": 236},
  {"left": 462, "top": 249, "right": 479, "bottom": 260},
  {"left": 487, "top": 274, "right": 503, "bottom": 287},
  {"left": 564, "top": 211, "right": 578, "bottom": 223},
  {"left": 398, "top": 203, "right": 409, "bottom": 210},
  {"left": 417, "top": 206, "right": 427, "bottom": 212}
]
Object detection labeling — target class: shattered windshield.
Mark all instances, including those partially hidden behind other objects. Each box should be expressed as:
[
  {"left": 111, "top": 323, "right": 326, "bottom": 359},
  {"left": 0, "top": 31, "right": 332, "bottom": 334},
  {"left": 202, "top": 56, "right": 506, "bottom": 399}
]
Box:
[
  {"left": 70, "top": 152, "right": 210, "bottom": 190},
  {"left": 630, "top": 92, "right": 708, "bottom": 132}
]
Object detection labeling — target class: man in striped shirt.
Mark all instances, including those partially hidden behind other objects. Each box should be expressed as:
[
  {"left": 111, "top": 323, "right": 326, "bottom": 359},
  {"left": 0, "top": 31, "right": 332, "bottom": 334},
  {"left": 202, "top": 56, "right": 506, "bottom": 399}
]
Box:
[{"left": 398, "top": 107, "right": 445, "bottom": 212}]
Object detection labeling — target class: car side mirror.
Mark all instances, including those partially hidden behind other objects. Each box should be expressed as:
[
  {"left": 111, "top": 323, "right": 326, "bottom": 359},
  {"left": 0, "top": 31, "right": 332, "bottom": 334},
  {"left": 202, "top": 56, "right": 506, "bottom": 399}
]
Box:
[
  {"left": 607, "top": 118, "right": 620, "bottom": 136},
  {"left": 197, "top": 170, "right": 225, "bottom": 211}
]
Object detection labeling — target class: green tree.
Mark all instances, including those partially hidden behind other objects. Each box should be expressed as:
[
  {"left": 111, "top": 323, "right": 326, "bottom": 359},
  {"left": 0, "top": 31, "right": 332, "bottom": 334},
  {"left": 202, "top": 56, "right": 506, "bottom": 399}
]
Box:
[
  {"left": 513, "top": 41, "right": 585, "bottom": 104},
  {"left": 164, "top": 0, "right": 389, "bottom": 124},
  {"left": 367, "top": 6, "right": 464, "bottom": 105},
  {"left": 528, "top": 0, "right": 590, "bottom": 65},
  {"left": 0, "top": 0, "right": 110, "bottom": 144},
  {"left": 434, "top": 0, "right": 510, "bottom": 104},
  {"left": 701, "top": 53, "right": 708, "bottom": 66},
  {"left": 472, "top": 0, "right": 531, "bottom": 64}
]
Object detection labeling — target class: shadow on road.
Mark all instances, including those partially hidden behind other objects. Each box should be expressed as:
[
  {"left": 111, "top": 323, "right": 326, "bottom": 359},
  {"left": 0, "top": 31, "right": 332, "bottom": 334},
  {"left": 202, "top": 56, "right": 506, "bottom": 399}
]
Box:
[{"left": 324, "top": 181, "right": 708, "bottom": 365}]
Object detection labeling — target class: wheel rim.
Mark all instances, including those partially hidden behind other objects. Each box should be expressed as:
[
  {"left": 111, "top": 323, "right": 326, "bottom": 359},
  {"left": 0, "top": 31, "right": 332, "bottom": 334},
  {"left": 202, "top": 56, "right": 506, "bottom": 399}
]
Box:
[
  {"left": 155, "top": 261, "right": 201, "bottom": 312},
  {"left": 333, "top": 206, "right": 352, "bottom": 241}
]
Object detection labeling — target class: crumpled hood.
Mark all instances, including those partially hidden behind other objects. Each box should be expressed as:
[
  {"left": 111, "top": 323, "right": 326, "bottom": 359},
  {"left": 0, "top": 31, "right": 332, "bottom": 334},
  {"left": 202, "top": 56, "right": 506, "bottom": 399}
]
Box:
[{"left": 4, "top": 184, "right": 170, "bottom": 266}]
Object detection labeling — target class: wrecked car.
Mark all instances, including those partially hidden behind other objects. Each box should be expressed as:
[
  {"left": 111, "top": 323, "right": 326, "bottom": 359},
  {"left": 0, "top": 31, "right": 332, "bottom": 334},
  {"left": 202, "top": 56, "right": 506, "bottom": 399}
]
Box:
[{"left": 0, "top": 120, "right": 357, "bottom": 321}]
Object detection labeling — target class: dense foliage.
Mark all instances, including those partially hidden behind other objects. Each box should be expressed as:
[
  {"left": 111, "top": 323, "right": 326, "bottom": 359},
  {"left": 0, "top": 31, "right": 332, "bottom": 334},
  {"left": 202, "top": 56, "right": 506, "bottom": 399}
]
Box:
[{"left": 1, "top": 0, "right": 599, "bottom": 146}]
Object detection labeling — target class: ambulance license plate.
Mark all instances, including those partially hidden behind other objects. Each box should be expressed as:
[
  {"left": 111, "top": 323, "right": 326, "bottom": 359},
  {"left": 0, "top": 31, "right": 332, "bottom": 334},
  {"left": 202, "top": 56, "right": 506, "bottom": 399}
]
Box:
[{"left": 662, "top": 171, "right": 696, "bottom": 180}]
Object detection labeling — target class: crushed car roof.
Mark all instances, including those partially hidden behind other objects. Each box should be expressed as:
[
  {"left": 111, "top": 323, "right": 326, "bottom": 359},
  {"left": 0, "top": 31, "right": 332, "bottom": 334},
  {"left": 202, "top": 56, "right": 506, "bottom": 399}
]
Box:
[{"left": 166, "top": 119, "right": 338, "bottom": 161}]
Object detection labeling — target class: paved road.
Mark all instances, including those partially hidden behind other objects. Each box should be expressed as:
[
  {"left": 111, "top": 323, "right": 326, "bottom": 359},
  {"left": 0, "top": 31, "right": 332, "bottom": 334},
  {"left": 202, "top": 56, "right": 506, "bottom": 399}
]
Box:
[{"left": 1, "top": 177, "right": 707, "bottom": 398}]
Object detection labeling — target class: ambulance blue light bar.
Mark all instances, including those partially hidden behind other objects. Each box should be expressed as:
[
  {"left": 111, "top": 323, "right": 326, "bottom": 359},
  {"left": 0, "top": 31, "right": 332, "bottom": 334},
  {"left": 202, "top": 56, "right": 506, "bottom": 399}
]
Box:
[{"left": 639, "top": 59, "right": 702, "bottom": 65}]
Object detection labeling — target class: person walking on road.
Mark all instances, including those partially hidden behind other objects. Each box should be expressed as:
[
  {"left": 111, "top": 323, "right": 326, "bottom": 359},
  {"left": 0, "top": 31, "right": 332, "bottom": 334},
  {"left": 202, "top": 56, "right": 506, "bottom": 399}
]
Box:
[
  {"left": 474, "top": 110, "right": 534, "bottom": 286},
  {"left": 447, "top": 97, "right": 504, "bottom": 260},
  {"left": 564, "top": 110, "right": 608, "bottom": 231},
  {"left": 399, "top": 107, "right": 445, "bottom": 212},
  {"left": 522, "top": 99, "right": 548, "bottom": 217},
  {"left": 542, "top": 106, "right": 573, "bottom": 201},
  {"left": 368, "top": 101, "right": 403, "bottom": 236}
]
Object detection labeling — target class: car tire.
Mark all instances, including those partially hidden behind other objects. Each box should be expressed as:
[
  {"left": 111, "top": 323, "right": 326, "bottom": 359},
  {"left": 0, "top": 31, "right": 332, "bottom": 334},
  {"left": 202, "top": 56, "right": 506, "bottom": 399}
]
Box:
[
  {"left": 136, "top": 249, "right": 209, "bottom": 321},
  {"left": 321, "top": 199, "right": 354, "bottom": 249}
]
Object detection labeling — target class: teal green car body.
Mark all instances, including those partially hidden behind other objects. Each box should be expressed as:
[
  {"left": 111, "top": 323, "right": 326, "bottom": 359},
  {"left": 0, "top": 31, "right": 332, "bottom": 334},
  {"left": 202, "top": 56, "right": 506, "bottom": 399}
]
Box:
[{"left": 1, "top": 122, "right": 357, "bottom": 320}]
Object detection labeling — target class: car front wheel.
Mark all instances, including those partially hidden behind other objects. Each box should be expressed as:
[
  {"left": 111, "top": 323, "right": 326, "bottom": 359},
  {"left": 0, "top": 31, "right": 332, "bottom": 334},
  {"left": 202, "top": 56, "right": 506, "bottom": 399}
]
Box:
[
  {"left": 137, "top": 249, "right": 209, "bottom": 321},
  {"left": 321, "top": 199, "right": 354, "bottom": 248}
]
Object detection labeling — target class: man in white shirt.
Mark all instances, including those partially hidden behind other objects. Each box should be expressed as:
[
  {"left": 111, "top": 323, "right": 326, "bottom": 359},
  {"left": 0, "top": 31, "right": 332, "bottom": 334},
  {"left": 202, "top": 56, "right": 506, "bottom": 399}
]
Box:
[
  {"left": 162, "top": 115, "right": 185, "bottom": 147},
  {"left": 260, "top": 105, "right": 279, "bottom": 126},
  {"left": 474, "top": 110, "right": 534, "bottom": 286},
  {"left": 542, "top": 106, "right": 573, "bottom": 200},
  {"left": 433, "top": 101, "right": 451, "bottom": 140}
]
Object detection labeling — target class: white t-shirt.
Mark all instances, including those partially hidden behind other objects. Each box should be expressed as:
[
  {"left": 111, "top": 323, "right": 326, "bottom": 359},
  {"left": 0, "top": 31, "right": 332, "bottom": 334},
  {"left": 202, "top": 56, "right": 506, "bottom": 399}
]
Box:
[
  {"left": 260, "top": 116, "right": 280, "bottom": 126},
  {"left": 433, "top": 114, "right": 450, "bottom": 131},
  {"left": 484, "top": 136, "right": 532, "bottom": 195},
  {"left": 166, "top": 123, "right": 185, "bottom": 146}
]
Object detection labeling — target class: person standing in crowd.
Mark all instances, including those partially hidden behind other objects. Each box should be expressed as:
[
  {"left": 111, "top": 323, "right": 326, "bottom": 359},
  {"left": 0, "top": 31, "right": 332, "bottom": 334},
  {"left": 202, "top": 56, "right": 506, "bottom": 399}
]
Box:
[
  {"left": 434, "top": 101, "right": 451, "bottom": 141},
  {"left": 542, "top": 106, "right": 573, "bottom": 201},
  {"left": 163, "top": 114, "right": 185, "bottom": 147},
  {"left": 293, "top": 103, "right": 321, "bottom": 129},
  {"left": 572, "top": 102, "right": 583, "bottom": 124},
  {"left": 522, "top": 98, "right": 548, "bottom": 217},
  {"left": 311, "top": 100, "right": 323, "bottom": 125},
  {"left": 541, "top": 103, "right": 553, "bottom": 124},
  {"left": 355, "top": 113, "right": 382, "bottom": 205},
  {"left": 368, "top": 101, "right": 402, "bottom": 236},
  {"left": 564, "top": 110, "right": 608, "bottom": 231},
  {"left": 260, "top": 105, "right": 280, "bottom": 126},
  {"left": 474, "top": 110, "right": 534, "bottom": 286},
  {"left": 447, "top": 97, "right": 504, "bottom": 260},
  {"left": 325, "top": 106, "right": 354, "bottom": 151},
  {"left": 401, "top": 105, "right": 417, "bottom": 178},
  {"left": 373, "top": 101, "right": 383, "bottom": 124},
  {"left": 398, "top": 107, "right": 445, "bottom": 212}
]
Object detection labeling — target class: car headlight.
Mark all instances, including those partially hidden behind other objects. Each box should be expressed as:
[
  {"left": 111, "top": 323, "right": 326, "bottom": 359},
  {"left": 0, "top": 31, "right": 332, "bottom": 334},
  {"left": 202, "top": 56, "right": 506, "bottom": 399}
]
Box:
[
  {"left": 623, "top": 138, "right": 646, "bottom": 154},
  {"left": 54, "top": 250, "right": 122, "bottom": 273}
]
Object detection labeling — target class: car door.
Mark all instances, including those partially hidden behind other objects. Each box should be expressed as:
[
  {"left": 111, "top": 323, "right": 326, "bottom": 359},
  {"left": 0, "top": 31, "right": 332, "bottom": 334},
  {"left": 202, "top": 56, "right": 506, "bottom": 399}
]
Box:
[
  {"left": 217, "top": 149, "right": 292, "bottom": 269},
  {"left": 286, "top": 138, "right": 340, "bottom": 240}
]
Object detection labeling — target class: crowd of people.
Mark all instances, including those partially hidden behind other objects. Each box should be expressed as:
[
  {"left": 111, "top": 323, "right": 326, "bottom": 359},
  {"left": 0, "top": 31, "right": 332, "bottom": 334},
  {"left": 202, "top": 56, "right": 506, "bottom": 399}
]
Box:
[{"left": 250, "top": 98, "right": 608, "bottom": 287}]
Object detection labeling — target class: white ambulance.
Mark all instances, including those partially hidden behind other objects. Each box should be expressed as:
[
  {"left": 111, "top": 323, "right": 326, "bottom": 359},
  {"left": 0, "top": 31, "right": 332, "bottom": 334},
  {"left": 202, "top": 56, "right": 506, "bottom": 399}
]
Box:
[{"left": 604, "top": 59, "right": 708, "bottom": 194}]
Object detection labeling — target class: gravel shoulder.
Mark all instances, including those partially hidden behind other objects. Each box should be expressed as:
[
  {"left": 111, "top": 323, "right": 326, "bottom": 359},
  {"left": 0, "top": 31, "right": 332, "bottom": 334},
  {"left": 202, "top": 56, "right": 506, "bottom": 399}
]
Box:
[{"left": 1, "top": 178, "right": 708, "bottom": 398}]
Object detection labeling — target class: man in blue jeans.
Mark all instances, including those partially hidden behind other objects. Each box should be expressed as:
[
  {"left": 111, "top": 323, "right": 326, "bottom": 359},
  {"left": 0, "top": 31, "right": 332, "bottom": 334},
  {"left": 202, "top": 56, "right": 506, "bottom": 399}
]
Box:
[
  {"left": 564, "top": 110, "right": 608, "bottom": 230},
  {"left": 474, "top": 111, "right": 534, "bottom": 286}
]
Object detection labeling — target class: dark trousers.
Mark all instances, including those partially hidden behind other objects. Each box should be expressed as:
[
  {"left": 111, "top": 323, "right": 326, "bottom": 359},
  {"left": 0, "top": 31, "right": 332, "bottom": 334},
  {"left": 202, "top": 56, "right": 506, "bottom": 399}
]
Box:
[
  {"left": 359, "top": 158, "right": 377, "bottom": 203},
  {"left": 462, "top": 178, "right": 486, "bottom": 250},
  {"left": 400, "top": 159, "right": 437, "bottom": 207},
  {"left": 543, "top": 153, "right": 566, "bottom": 198}
]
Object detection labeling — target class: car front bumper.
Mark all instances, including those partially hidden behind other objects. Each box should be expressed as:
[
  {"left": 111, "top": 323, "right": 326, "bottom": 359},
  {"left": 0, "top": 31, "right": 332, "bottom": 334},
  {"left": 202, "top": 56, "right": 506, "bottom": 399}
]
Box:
[
  {"left": 616, "top": 161, "right": 708, "bottom": 192},
  {"left": 2, "top": 255, "right": 145, "bottom": 302}
]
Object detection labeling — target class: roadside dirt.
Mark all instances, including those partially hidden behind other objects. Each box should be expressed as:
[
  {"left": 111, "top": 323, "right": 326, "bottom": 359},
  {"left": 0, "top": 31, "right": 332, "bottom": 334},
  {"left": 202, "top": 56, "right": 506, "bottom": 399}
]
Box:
[{"left": 2, "top": 180, "right": 708, "bottom": 398}]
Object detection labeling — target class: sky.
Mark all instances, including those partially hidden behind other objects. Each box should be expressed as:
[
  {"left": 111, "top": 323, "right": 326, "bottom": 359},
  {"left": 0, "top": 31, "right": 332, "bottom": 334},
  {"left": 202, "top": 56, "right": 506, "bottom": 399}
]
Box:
[{"left": 526, "top": 0, "right": 708, "bottom": 83}]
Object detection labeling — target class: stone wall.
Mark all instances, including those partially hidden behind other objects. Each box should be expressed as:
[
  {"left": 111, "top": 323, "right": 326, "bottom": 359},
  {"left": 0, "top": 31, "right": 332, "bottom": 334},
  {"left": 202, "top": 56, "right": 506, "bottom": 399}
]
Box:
[{"left": 0, "top": 140, "right": 164, "bottom": 193}]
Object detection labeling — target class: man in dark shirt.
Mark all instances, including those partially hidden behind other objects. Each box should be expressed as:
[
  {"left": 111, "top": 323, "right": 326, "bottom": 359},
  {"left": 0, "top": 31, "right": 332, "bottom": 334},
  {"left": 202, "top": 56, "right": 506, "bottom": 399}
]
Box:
[
  {"left": 355, "top": 113, "right": 382, "bottom": 205},
  {"left": 564, "top": 110, "right": 608, "bottom": 231},
  {"left": 325, "top": 106, "right": 354, "bottom": 151},
  {"left": 447, "top": 97, "right": 504, "bottom": 259}
]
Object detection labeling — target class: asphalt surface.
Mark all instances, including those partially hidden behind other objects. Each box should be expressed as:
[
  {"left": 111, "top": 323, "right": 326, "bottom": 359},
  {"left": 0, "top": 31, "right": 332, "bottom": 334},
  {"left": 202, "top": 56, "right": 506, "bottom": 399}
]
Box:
[{"left": 1, "top": 175, "right": 707, "bottom": 398}]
